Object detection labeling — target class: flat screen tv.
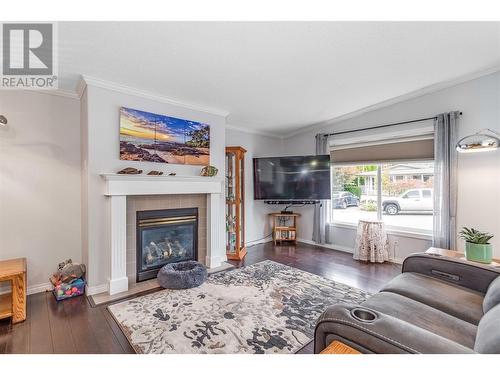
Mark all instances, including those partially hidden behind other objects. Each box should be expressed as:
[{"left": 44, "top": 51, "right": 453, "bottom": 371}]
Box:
[{"left": 253, "top": 155, "right": 331, "bottom": 201}]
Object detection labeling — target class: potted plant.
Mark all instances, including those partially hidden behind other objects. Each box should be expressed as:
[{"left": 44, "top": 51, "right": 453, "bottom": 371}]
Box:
[{"left": 459, "top": 227, "right": 494, "bottom": 264}]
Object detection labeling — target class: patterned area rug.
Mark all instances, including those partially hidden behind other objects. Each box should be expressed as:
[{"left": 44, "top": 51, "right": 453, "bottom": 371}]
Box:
[{"left": 108, "top": 260, "right": 370, "bottom": 354}]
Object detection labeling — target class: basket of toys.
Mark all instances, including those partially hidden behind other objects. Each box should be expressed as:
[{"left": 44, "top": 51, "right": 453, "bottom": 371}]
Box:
[
  {"left": 50, "top": 259, "right": 86, "bottom": 301},
  {"left": 53, "top": 278, "right": 85, "bottom": 301}
]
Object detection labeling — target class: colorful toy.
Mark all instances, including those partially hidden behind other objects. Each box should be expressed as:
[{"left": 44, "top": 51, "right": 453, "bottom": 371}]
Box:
[
  {"left": 50, "top": 259, "right": 86, "bottom": 301},
  {"left": 50, "top": 259, "right": 86, "bottom": 286},
  {"left": 52, "top": 278, "right": 85, "bottom": 301}
]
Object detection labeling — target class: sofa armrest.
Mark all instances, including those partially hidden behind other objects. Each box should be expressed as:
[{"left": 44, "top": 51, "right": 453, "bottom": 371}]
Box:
[
  {"left": 314, "top": 304, "right": 474, "bottom": 354},
  {"left": 402, "top": 253, "right": 500, "bottom": 293}
]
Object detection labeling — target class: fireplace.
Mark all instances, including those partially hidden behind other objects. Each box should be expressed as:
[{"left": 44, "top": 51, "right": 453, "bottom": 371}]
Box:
[{"left": 136, "top": 207, "right": 198, "bottom": 282}]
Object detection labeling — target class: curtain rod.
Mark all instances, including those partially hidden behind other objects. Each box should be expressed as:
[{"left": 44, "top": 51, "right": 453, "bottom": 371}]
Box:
[{"left": 321, "top": 112, "right": 462, "bottom": 137}]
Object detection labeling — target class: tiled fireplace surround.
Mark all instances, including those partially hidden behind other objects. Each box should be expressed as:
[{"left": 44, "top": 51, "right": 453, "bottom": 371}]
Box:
[{"left": 126, "top": 194, "right": 207, "bottom": 282}]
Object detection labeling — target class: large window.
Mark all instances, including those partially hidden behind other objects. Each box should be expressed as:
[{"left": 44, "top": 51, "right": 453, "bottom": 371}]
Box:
[{"left": 331, "top": 162, "right": 434, "bottom": 234}]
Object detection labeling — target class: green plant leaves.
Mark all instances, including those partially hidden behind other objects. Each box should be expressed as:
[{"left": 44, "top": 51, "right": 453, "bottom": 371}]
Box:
[{"left": 459, "top": 227, "right": 494, "bottom": 244}]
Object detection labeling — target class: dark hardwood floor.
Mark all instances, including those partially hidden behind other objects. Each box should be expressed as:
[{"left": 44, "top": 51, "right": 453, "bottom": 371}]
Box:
[{"left": 0, "top": 241, "right": 401, "bottom": 354}]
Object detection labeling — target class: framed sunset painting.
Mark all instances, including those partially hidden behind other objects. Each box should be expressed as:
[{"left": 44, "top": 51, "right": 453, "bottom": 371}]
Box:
[{"left": 119, "top": 107, "right": 210, "bottom": 165}]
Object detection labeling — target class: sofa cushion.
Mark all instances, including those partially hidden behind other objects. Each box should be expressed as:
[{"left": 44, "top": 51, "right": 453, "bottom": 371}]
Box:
[
  {"left": 381, "top": 272, "right": 484, "bottom": 325},
  {"left": 483, "top": 276, "right": 500, "bottom": 313},
  {"left": 362, "top": 291, "right": 477, "bottom": 349},
  {"left": 475, "top": 303, "right": 500, "bottom": 353}
]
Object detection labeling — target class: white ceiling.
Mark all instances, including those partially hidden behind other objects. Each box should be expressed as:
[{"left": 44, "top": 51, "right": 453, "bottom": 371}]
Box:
[{"left": 58, "top": 22, "right": 500, "bottom": 136}]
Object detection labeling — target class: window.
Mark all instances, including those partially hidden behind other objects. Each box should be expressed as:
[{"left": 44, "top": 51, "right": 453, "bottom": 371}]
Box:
[{"left": 332, "top": 162, "right": 434, "bottom": 234}]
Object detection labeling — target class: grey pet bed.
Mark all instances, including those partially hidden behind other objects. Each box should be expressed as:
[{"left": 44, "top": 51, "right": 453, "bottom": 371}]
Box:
[{"left": 157, "top": 260, "right": 207, "bottom": 289}]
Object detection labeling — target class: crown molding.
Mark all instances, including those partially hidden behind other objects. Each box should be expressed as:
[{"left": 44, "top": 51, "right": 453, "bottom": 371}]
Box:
[
  {"left": 49, "top": 88, "right": 81, "bottom": 99},
  {"left": 79, "top": 75, "right": 230, "bottom": 118},
  {"left": 75, "top": 77, "right": 87, "bottom": 98},
  {"left": 225, "top": 123, "right": 283, "bottom": 139},
  {"left": 284, "top": 65, "right": 500, "bottom": 139}
]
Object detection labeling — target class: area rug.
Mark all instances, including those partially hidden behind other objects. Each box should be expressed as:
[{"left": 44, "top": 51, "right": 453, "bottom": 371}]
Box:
[{"left": 108, "top": 260, "right": 370, "bottom": 354}]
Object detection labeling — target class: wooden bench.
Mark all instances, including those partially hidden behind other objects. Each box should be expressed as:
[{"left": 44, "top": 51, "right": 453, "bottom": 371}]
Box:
[{"left": 0, "top": 258, "right": 27, "bottom": 323}]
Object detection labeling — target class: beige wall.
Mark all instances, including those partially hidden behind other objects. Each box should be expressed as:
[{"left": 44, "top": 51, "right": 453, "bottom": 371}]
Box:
[{"left": 0, "top": 91, "right": 81, "bottom": 293}]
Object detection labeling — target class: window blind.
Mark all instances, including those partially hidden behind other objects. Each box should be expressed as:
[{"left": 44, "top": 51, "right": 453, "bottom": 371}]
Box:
[{"left": 330, "top": 137, "right": 434, "bottom": 164}]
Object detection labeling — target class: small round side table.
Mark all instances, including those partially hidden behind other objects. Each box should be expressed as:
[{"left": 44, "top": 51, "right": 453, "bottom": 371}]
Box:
[{"left": 354, "top": 219, "right": 390, "bottom": 263}]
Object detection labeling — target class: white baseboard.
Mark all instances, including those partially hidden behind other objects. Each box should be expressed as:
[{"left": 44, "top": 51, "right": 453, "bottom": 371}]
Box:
[
  {"left": 246, "top": 237, "right": 273, "bottom": 247},
  {"left": 0, "top": 282, "right": 53, "bottom": 296},
  {"left": 297, "top": 238, "right": 354, "bottom": 254},
  {"left": 86, "top": 284, "right": 108, "bottom": 296},
  {"left": 28, "top": 282, "right": 53, "bottom": 295},
  {"left": 297, "top": 238, "right": 402, "bottom": 264}
]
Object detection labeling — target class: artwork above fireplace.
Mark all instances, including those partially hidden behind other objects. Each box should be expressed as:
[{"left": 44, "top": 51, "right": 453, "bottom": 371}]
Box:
[
  {"left": 136, "top": 207, "right": 198, "bottom": 282},
  {"left": 119, "top": 106, "right": 210, "bottom": 166}
]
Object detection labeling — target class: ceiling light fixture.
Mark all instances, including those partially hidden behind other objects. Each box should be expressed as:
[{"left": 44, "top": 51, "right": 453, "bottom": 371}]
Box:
[
  {"left": 456, "top": 128, "right": 500, "bottom": 153},
  {"left": 0, "top": 115, "right": 7, "bottom": 126}
]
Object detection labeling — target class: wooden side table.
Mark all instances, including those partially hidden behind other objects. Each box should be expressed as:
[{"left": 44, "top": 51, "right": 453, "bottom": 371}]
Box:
[
  {"left": 0, "top": 258, "right": 27, "bottom": 323},
  {"left": 269, "top": 213, "right": 300, "bottom": 245},
  {"left": 320, "top": 340, "right": 360, "bottom": 354},
  {"left": 425, "top": 247, "right": 500, "bottom": 268}
]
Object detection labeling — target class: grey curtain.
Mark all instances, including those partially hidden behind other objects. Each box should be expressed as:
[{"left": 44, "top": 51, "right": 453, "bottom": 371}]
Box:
[
  {"left": 433, "top": 112, "right": 459, "bottom": 249},
  {"left": 312, "top": 133, "right": 329, "bottom": 244}
]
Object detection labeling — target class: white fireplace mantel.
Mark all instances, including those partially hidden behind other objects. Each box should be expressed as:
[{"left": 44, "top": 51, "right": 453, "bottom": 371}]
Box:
[
  {"left": 100, "top": 174, "right": 226, "bottom": 295},
  {"left": 101, "top": 173, "right": 224, "bottom": 196}
]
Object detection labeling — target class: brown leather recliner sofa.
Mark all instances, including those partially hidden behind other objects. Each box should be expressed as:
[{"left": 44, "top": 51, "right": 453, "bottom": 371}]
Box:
[{"left": 314, "top": 252, "right": 500, "bottom": 353}]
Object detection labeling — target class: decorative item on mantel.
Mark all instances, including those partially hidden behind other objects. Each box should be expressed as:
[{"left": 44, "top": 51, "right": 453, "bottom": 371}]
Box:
[
  {"left": 201, "top": 165, "right": 218, "bottom": 177},
  {"left": 147, "top": 170, "right": 164, "bottom": 175},
  {"left": 354, "top": 219, "right": 390, "bottom": 263},
  {"left": 459, "top": 227, "right": 494, "bottom": 264},
  {"left": 117, "top": 167, "right": 142, "bottom": 175},
  {"left": 225, "top": 146, "right": 247, "bottom": 260}
]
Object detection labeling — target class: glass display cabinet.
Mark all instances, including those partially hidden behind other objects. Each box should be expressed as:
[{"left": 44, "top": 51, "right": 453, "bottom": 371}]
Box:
[{"left": 225, "top": 146, "right": 247, "bottom": 260}]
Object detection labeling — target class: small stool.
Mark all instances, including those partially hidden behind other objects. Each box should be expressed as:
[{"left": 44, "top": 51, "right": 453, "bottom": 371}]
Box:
[
  {"left": 354, "top": 220, "right": 389, "bottom": 263},
  {"left": 0, "top": 258, "right": 26, "bottom": 323}
]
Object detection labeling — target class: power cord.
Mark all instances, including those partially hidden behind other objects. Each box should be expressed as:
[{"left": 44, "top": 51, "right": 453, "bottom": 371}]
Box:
[
  {"left": 243, "top": 202, "right": 312, "bottom": 246},
  {"left": 283, "top": 203, "right": 307, "bottom": 212}
]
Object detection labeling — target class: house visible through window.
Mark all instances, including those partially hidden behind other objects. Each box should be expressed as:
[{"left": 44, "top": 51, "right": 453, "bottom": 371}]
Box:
[{"left": 331, "top": 161, "right": 434, "bottom": 234}]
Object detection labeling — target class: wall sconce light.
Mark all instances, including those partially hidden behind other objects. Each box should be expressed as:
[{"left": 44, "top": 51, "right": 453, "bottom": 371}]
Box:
[
  {"left": 0, "top": 115, "right": 7, "bottom": 126},
  {"left": 456, "top": 129, "right": 500, "bottom": 153}
]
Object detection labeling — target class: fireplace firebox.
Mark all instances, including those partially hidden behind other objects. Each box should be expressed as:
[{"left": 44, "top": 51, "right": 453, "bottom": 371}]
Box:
[{"left": 136, "top": 207, "right": 198, "bottom": 282}]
